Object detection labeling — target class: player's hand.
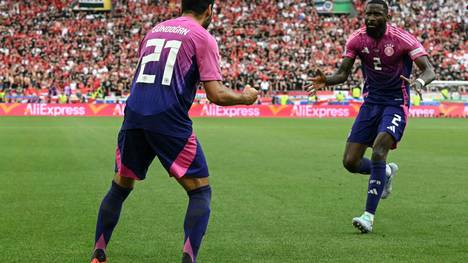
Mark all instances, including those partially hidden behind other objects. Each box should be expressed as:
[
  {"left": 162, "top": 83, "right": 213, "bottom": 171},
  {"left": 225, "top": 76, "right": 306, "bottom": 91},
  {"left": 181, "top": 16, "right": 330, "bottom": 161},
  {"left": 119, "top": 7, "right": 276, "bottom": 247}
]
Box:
[
  {"left": 306, "top": 69, "right": 327, "bottom": 96},
  {"left": 400, "top": 75, "right": 423, "bottom": 100},
  {"left": 241, "top": 85, "right": 259, "bottom": 105}
]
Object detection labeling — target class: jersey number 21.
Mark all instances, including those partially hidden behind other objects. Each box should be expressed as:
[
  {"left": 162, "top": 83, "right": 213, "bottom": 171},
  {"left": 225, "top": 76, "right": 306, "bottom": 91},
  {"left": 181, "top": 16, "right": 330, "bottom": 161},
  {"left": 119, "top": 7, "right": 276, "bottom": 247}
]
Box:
[{"left": 136, "top": 38, "right": 182, "bottom": 86}]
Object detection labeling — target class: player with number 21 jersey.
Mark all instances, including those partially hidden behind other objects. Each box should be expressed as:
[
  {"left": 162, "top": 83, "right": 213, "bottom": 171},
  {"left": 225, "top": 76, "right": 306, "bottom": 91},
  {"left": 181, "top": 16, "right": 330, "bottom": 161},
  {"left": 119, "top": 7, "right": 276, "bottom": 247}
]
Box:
[{"left": 90, "top": 1, "right": 258, "bottom": 262}]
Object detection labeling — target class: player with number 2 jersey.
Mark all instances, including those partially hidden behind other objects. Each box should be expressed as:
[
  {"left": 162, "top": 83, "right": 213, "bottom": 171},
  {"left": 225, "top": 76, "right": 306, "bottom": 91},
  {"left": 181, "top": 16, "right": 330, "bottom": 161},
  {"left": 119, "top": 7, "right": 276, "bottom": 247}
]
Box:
[{"left": 306, "top": 0, "right": 435, "bottom": 234}]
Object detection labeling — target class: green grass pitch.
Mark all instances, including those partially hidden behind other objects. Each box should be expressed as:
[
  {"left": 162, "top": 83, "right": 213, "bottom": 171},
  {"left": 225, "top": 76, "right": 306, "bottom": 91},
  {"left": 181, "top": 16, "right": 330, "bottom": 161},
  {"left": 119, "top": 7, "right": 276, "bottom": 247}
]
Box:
[{"left": 1, "top": 117, "right": 467, "bottom": 262}]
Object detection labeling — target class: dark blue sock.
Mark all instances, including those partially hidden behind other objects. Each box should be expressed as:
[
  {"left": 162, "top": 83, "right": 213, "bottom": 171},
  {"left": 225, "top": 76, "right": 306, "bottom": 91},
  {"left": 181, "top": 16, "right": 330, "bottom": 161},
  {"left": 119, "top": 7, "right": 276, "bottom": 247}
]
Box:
[
  {"left": 356, "top": 158, "right": 371, "bottom": 174},
  {"left": 365, "top": 161, "right": 386, "bottom": 214},
  {"left": 94, "top": 181, "right": 132, "bottom": 251},
  {"left": 183, "top": 185, "right": 211, "bottom": 263}
]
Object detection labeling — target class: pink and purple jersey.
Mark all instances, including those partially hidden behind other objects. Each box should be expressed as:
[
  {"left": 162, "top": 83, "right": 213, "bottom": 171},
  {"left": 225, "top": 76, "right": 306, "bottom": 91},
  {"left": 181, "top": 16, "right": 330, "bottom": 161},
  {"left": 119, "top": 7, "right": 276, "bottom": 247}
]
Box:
[
  {"left": 344, "top": 24, "right": 428, "bottom": 106},
  {"left": 123, "top": 16, "right": 222, "bottom": 137}
]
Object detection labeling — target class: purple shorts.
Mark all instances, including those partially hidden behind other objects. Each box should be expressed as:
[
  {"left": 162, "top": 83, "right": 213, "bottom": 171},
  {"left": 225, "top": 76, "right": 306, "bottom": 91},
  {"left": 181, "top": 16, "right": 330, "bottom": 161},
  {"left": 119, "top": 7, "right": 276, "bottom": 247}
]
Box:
[
  {"left": 347, "top": 103, "right": 408, "bottom": 149},
  {"left": 115, "top": 129, "right": 209, "bottom": 180}
]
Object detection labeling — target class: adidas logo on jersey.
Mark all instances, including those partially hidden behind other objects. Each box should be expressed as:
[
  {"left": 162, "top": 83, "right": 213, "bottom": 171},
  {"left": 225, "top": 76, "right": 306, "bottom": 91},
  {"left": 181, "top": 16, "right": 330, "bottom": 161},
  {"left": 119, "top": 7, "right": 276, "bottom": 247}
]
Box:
[
  {"left": 362, "top": 47, "right": 370, "bottom": 54},
  {"left": 387, "top": 126, "right": 396, "bottom": 133},
  {"left": 368, "top": 188, "right": 378, "bottom": 195}
]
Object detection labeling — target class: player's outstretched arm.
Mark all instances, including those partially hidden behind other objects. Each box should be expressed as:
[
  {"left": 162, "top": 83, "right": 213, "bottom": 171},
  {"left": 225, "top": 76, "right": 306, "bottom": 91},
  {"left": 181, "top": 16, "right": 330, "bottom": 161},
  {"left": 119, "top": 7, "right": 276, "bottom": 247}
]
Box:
[
  {"left": 204, "top": 81, "right": 258, "bottom": 106},
  {"left": 400, "top": 56, "right": 435, "bottom": 98},
  {"left": 307, "top": 57, "right": 355, "bottom": 95}
]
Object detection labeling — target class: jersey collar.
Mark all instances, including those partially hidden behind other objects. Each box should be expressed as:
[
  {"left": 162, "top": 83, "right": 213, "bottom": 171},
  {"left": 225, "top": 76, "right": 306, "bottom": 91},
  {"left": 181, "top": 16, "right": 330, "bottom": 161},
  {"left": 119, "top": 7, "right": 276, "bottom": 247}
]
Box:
[{"left": 384, "top": 23, "right": 391, "bottom": 36}]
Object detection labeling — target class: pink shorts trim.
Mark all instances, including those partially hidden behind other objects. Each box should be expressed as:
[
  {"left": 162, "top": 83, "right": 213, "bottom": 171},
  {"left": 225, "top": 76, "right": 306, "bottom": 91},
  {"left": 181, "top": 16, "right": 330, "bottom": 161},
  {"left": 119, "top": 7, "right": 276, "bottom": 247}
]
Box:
[
  {"left": 115, "top": 146, "right": 140, "bottom": 180},
  {"left": 169, "top": 133, "right": 198, "bottom": 178}
]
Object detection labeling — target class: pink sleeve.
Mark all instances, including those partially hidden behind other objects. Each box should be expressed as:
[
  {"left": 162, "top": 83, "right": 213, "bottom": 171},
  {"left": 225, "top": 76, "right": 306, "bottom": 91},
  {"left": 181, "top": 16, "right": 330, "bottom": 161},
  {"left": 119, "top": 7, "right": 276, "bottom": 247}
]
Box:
[
  {"left": 343, "top": 33, "right": 360, "bottom": 59},
  {"left": 397, "top": 30, "right": 428, "bottom": 61},
  {"left": 195, "top": 34, "right": 222, "bottom": 81},
  {"left": 138, "top": 34, "right": 149, "bottom": 58}
]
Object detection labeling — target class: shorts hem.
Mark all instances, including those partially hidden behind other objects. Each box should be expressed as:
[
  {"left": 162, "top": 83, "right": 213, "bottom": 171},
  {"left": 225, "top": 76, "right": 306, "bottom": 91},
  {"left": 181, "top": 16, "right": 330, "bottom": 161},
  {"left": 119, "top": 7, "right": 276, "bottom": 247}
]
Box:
[
  {"left": 346, "top": 139, "right": 372, "bottom": 147},
  {"left": 117, "top": 172, "right": 143, "bottom": 181}
]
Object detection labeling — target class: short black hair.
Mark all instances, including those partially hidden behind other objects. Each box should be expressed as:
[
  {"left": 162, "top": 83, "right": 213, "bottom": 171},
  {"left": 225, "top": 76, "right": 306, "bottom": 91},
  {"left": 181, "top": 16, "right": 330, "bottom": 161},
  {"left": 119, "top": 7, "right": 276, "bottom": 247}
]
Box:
[
  {"left": 182, "top": 0, "right": 214, "bottom": 16},
  {"left": 367, "top": 0, "right": 389, "bottom": 14}
]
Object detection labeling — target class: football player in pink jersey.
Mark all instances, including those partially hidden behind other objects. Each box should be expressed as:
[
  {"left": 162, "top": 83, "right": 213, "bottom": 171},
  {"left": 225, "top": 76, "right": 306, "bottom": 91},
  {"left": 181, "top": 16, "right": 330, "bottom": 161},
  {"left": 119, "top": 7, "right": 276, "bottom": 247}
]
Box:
[
  {"left": 308, "top": 0, "right": 435, "bottom": 233},
  {"left": 90, "top": 1, "right": 258, "bottom": 262}
]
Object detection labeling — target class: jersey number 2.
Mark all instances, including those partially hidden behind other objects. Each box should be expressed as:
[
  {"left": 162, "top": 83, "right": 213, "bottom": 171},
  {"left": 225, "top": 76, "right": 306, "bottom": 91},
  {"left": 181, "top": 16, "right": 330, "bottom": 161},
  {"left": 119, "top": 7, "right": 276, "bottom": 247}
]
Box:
[
  {"left": 373, "top": 57, "right": 382, "bottom": 71},
  {"left": 392, "top": 114, "right": 402, "bottom": 126},
  {"left": 136, "top": 38, "right": 182, "bottom": 86}
]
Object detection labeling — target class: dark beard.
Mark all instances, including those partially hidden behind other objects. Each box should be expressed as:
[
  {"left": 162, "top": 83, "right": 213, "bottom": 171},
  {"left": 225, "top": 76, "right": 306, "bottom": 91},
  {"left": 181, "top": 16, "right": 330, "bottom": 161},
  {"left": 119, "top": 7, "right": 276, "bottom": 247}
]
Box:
[
  {"left": 202, "top": 16, "right": 212, "bottom": 29},
  {"left": 366, "top": 24, "right": 386, "bottom": 39},
  {"left": 202, "top": 6, "right": 214, "bottom": 29}
]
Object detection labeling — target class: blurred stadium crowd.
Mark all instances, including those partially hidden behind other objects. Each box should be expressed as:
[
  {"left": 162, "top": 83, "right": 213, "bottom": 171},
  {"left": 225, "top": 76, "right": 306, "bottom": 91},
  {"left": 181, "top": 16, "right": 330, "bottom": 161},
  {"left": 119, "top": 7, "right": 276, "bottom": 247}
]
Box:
[{"left": 0, "top": 0, "right": 466, "bottom": 103}]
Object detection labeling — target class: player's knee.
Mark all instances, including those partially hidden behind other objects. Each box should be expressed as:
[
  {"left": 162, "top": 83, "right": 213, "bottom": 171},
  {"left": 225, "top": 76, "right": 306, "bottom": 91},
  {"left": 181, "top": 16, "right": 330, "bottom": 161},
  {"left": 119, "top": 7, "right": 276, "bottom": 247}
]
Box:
[
  {"left": 113, "top": 174, "right": 135, "bottom": 189},
  {"left": 178, "top": 177, "right": 209, "bottom": 192},
  {"left": 186, "top": 185, "right": 212, "bottom": 219},
  {"left": 343, "top": 157, "right": 360, "bottom": 173},
  {"left": 371, "top": 147, "right": 388, "bottom": 161}
]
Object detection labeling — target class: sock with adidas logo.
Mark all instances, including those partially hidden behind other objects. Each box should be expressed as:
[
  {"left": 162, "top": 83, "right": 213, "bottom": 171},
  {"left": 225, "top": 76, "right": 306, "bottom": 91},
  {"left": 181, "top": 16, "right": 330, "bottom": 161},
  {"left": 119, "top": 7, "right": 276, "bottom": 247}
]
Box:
[{"left": 365, "top": 160, "right": 387, "bottom": 214}]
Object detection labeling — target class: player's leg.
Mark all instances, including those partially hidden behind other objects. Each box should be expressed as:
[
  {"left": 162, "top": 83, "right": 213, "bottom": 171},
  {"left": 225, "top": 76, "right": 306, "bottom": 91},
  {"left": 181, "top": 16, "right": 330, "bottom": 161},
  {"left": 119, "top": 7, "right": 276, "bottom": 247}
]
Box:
[
  {"left": 91, "top": 129, "right": 155, "bottom": 263},
  {"left": 353, "top": 106, "right": 407, "bottom": 233},
  {"left": 352, "top": 132, "right": 393, "bottom": 233},
  {"left": 92, "top": 175, "right": 134, "bottom": 263},
  {"left": 342, "top": 142, "right": 370, "bottom": 174},
  {"left": 347, "top": 104, "right": 381, "bottom": 233},
  {"left": 177, "top": 177, "right": 211, "bottom": 263},
  {"left": 366, "top": 132, "right": 394, "bottom": 212},
  {"left": 148, "top": 131, "right": 211, "bottom": 263},
  {"left": 176, "top": 138, "right": 211, "bottom": 263}
]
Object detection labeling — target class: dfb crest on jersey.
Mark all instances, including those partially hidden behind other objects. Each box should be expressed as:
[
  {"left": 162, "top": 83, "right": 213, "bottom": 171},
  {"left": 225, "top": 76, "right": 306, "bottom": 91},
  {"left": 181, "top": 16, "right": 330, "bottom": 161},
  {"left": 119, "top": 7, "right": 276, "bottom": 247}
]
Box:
[{"left": 384, "top": 44, "right": 395, "bottom": 57}]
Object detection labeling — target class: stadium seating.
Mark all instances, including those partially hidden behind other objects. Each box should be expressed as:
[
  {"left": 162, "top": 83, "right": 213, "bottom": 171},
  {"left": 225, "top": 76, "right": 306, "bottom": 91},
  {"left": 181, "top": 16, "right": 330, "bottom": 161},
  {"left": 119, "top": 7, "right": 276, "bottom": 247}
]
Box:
[{"left": 0, "top": 0, "right": 466, "bottom": 103}]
